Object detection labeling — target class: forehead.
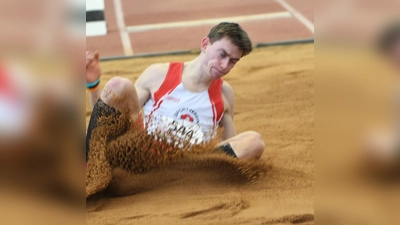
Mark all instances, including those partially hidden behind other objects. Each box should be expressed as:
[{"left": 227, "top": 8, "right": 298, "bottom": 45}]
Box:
[{"left": 211, "top": 37, "right": 242, "bottom": 57}]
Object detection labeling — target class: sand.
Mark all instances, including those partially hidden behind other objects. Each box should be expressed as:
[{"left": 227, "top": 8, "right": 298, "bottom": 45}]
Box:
[{"left": 86, "top": 43, "right": 314, "bottom": 224}]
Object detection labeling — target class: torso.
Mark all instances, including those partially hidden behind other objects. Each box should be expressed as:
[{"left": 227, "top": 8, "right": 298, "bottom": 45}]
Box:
[{"left": 142, "top": 62, "right": 225, "bottom": 144}]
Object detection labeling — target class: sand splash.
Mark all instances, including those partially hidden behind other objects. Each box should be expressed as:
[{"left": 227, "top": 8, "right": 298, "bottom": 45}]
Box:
[{"left": 86, "top": 113, "right": 271, "bottom": 199}]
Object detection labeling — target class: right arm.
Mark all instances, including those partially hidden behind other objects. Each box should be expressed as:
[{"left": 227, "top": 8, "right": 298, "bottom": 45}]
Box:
[
  {"left": 86, "top": 51, "right": 102, "bottom": 109},
  {"left": 86, "top": 51, "right": 167, "bottom": 109}
]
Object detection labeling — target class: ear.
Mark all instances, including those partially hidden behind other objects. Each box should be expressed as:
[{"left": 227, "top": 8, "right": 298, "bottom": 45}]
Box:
[{"left": 201, "top": 37, "right": 210, "bottom": 53}]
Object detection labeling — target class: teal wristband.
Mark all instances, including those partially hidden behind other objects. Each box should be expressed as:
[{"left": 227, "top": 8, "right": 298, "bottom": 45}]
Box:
[{"left": 86, "top": 79, "right": 100, "bottom": 89}]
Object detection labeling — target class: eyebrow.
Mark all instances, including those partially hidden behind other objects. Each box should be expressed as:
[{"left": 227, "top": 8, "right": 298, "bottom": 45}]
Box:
[{"left": 220, "top": 49, "right": 240, "bottom": 61}]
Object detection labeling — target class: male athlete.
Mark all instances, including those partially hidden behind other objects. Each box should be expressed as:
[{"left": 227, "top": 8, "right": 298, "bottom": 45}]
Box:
[{"left": 86, "top": 22, "right": 265, "bottom": 162}]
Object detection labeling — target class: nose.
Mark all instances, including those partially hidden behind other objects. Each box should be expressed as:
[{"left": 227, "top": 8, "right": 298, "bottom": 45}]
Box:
[{"left": 220, "top": 57, "right": 229, "bottom": 70}]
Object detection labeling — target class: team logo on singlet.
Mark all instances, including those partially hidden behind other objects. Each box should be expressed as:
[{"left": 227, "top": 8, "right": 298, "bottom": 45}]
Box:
[{"left": 174, "top": 108, "right": 200, "bottom": 124}]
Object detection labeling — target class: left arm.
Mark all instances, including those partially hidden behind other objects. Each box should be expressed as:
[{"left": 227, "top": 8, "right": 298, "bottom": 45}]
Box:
[{"left": 219, "top": 82, "right": 236, "bottom": 141}]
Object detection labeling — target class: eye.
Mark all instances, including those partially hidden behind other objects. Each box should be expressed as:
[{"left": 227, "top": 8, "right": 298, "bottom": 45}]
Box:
[{"left": 230, "top": 59, "right": 238, "bottom": 64}]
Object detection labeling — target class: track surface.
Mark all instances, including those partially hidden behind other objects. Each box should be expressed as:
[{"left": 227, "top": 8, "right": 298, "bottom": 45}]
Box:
[{"left": 86, "top": 0, "right": 313, "bottom": 58}]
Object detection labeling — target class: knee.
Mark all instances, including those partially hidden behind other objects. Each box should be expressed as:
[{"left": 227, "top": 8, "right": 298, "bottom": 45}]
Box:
[
  {"left": 101, "top": 77, "right": 135, "bottom": 106},
  {"left": 246, "top": 131, "right": 265, "bottom": 159}
]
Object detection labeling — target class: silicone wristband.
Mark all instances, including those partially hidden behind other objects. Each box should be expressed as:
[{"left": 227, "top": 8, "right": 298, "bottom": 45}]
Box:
[
  {"left": 87, "top": 85, "right": 99, "bottom": 93},
  {"left": 86, "top": 78, "right": 100, "bottom": 89}
]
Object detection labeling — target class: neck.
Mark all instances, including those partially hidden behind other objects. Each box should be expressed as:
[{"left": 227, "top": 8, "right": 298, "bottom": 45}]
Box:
[{"left": 184, "top": 55, "right": 213, "bottom": 88}]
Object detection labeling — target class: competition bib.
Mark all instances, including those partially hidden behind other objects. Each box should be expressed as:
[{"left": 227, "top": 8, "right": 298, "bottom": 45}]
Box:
[{"left": 145, "top": 115, "right": 205, "bottom": 146}]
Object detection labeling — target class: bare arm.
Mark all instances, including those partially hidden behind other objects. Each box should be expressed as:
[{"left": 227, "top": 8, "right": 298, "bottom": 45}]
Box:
[
  {"left": 86, "top": 51, "right": 102, "bottom": 109},
  {"left": 219, "top": 82, "right": 237, "bottom": 141},
  {"left": 86, "top": 51, "right": 165, "bottom": 110},
  {"left": 134, "top": 63, "right": 168, "bottom": 108},
  {"left": 89, "top": 90, "right": 101, "bottom": 109}
]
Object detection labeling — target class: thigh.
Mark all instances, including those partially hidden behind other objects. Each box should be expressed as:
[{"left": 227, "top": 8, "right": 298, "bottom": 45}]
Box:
[
  {"left": 218, "top": 131, "right": 258, "bottom": 147},
  {"left": 217, "top": 131, "right": 264, "bottom": 159}
]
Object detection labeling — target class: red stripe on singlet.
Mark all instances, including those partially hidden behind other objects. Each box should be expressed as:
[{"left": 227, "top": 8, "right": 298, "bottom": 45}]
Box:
[
  {"left": 152, "top": 62, "right": 183, "bottom": 105},
  {"left": 150, "top": 63, "right": 183, "bottom": 117},
  {"left": 208, "top": 78, "right": 224, "bottom": 124}
]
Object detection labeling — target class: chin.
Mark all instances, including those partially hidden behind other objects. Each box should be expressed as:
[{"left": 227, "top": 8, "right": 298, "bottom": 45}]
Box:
[
  {"left": 211, "top": 73, "right": 221, "bottom": 80},
  {"left": 211, "top": 70, "right": 222, "bottom": 79}
]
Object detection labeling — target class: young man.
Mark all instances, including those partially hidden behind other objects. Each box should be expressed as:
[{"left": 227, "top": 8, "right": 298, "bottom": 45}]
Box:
[{"left": 86, "top": 22, "right": 265, "bottom": 162}]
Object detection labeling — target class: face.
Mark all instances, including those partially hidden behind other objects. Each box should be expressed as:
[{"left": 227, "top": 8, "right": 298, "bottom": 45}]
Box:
[{"left": 201, "top": 37, "right": 243, "bottom": 79}]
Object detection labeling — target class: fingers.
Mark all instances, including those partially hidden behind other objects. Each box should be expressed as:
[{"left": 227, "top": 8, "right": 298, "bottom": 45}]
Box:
[
  {"left": 86, "top": 51, "right": 93, "bottom": 67},
  {"left": 94, "top": 51, "right": 100, "bottom": 61},
  {"left": 86, "top": 51, "right": 100, "bottom": 67}
]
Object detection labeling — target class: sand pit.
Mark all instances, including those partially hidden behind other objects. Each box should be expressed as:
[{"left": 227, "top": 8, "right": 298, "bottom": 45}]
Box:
[{"left": 86, "top": 43, "right": 314, "bottom": 224}]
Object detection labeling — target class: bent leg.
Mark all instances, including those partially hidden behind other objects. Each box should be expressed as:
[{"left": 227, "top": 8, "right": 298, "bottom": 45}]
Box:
[
  {"left": 86, "top": 77, "right": 140, "bottom": 161},
  {"left": 100, "top": 77, "right": 140, "bottom": 118},
  {"left": 218, "top": 131, "right": 265, "bottom": 159}
]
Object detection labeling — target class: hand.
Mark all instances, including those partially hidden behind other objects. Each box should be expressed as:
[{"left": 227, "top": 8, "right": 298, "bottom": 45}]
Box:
[{"left": 86, "top": 51, "right": 101, "bottom": 83}]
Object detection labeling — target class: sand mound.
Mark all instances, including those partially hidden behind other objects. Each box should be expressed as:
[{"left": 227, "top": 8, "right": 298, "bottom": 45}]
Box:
[{"left": 86, "top": 114, "right": 271, "bottom": 199}]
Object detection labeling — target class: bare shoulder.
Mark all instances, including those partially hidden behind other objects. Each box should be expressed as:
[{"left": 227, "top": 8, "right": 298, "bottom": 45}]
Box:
[{"left": 135, "top": 63, "right": 169, "bottom": 89}]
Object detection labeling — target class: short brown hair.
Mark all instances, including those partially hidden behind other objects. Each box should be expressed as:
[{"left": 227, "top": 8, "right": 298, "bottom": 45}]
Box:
[{"left": 208, "top": 22, "right": 252, "bottom": 57}]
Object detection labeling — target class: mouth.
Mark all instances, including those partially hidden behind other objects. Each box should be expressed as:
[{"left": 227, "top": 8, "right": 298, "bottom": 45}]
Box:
[{"left": 212, "top": 67, "right": 224, "bottom": 76}]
